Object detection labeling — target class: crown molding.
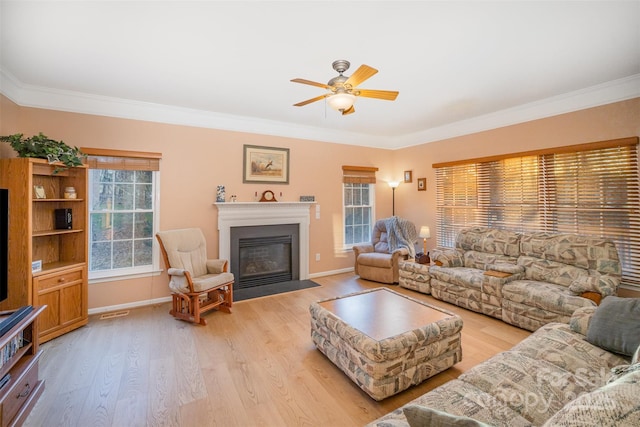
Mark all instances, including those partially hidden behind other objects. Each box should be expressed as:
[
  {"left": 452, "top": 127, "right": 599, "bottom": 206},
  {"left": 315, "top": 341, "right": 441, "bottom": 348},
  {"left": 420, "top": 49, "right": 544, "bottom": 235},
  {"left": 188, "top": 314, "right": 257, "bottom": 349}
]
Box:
[
  {"left": 2, "top": 69, "right": 638, "bottom": 150},
  {"left": 391, "top": 73, "right": 640, "bottom": 149}
]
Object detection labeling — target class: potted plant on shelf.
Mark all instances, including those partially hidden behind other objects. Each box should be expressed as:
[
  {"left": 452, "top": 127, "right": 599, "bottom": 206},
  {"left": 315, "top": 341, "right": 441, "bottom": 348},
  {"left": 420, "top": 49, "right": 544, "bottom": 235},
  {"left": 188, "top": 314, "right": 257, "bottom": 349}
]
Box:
[{"left": 0, "top": 132, "right": 85, "bottom": 172}]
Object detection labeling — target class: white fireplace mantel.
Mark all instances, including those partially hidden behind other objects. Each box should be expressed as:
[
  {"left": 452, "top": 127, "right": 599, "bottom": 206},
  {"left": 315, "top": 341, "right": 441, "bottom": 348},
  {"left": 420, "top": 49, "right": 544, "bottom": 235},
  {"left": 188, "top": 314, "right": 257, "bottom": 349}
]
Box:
[{"left": 215, "top": 202, "right": 314, "bottom": 280}]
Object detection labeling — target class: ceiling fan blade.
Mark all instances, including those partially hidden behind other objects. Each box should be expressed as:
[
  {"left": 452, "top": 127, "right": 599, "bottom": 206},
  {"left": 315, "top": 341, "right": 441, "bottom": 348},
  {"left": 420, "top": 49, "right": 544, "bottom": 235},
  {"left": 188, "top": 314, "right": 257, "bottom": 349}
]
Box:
[
  {"left": 290, "top": 78, "right": 330, "bottom": 89},
  {"left": 293, "top": 94, "right": 328, "bottom": 107},
  {"left": 344, "top": 65, "right": 378, "bottom": 88},
  {"left": 356, "top": 89, "right": 399, "bottom": 101},
  {"left": 342, "top": 105, "right": 355, "bottom": 115}
]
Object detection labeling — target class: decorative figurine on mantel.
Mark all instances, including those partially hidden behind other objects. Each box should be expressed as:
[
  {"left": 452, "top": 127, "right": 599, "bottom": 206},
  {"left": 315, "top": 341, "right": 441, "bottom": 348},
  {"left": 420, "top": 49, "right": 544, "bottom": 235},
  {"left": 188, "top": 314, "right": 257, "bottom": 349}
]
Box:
[{"left": 216, "top": 185, "right": 226, "bottom": 202}]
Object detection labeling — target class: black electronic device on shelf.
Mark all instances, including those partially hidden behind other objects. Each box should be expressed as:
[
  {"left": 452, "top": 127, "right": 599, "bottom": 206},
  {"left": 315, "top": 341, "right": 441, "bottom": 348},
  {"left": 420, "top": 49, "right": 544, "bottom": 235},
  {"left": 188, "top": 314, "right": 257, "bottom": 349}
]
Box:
[
  {"left": 0, "top": 306, "right": 33, "bottom": 338},
  {"left": 0, "top": 188, "right": 7, "bottom": 302}
]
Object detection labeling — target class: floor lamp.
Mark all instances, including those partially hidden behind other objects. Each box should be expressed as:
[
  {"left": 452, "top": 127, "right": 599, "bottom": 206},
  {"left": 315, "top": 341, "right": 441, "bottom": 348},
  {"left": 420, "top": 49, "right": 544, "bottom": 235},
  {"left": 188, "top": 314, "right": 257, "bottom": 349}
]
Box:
[{"left": 389, "top": 181, "right": 400, "bottom": 216}]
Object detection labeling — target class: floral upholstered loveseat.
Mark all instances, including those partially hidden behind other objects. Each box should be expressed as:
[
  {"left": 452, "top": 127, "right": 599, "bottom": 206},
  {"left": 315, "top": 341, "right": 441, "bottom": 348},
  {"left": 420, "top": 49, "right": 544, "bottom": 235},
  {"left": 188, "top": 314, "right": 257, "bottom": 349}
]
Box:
[
  {"left": 428, "top": 227, "right": 621, "bottom": 331},
  {"left": 369, "top": 297, "right": 640, "bottom": 427}
]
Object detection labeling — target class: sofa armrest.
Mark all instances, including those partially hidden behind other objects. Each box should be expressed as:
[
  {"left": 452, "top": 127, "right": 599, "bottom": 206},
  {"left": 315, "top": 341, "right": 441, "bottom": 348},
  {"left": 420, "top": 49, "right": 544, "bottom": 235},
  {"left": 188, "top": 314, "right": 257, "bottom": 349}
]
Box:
[
  {"left": 569, "top": 273, "right": 620, "bottom": 298},
  {"left": 431, "top": 247, "right": 464, "bottom": 267},
  {"left": 569, "top": 306, "right": 598, "bottom": 335},
  {"left": 206, "top": 259, "right": 229, "bottom": 274}
]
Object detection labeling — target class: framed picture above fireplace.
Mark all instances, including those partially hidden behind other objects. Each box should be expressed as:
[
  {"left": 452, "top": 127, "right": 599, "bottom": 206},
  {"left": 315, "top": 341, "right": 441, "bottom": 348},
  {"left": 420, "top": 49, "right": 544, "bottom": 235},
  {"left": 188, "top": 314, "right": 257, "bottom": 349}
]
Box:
[{"left": 243, "top": 145, "right": 290, "bottom": 184}]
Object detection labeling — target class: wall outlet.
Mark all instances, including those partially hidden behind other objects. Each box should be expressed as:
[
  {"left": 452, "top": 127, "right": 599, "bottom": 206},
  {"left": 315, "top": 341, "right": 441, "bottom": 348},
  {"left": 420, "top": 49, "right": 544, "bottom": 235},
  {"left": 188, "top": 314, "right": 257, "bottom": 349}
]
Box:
[{"left": 315, "top": 253, "right": 320, "bottom": 261}]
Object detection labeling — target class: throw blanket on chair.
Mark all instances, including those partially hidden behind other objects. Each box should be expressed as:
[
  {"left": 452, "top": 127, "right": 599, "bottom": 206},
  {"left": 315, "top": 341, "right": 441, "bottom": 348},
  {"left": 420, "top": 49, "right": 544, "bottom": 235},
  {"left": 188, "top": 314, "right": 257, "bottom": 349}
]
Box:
[{"left": 384, "top": 216, "right": 418, "bottom": 259}]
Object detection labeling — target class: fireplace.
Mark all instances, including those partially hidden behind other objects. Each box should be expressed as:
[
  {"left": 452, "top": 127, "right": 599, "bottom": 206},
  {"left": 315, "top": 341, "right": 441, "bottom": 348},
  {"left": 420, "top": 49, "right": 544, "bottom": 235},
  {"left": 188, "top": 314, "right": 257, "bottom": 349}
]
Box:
[
  {"left": 230, "top": 224, "right": 299, "bottom": 289},
  {"left": 215, "top": 202, "right": 313, "bottom": 284}
]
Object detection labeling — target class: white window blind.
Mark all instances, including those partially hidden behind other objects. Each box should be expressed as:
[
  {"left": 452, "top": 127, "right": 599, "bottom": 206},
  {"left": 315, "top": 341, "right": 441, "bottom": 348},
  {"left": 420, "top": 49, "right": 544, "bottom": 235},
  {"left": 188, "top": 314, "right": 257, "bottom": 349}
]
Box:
[{"left": 435, "top": 137, "right": 640, "bottom": 289}]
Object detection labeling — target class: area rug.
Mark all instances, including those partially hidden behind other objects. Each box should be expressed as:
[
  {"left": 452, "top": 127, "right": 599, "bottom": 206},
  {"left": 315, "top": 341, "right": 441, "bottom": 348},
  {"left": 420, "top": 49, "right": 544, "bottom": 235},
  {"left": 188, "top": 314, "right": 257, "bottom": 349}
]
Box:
[{"left": 234, "top": 279, "right": 320, "bottom": 302}]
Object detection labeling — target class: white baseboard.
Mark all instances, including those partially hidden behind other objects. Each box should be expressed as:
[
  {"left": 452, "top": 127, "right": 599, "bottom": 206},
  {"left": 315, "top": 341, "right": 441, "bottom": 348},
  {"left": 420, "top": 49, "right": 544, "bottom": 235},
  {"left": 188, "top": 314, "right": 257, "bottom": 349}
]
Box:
[
  {"left": 309, "top": 267, "right": 354, "bottom": 279},
  {"left": 88, "top": 296, "right": 172, "bottom": 316},
  {"left": 89, "top": 268, "right": 355, "bottom": 314}
]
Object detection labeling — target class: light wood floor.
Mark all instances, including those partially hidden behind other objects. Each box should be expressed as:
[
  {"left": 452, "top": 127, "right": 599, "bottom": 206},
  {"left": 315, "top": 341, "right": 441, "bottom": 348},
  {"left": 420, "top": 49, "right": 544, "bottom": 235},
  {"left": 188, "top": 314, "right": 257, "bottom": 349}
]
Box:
[{"left": 24, "top": 273, "right": 531, "bottom": 427}]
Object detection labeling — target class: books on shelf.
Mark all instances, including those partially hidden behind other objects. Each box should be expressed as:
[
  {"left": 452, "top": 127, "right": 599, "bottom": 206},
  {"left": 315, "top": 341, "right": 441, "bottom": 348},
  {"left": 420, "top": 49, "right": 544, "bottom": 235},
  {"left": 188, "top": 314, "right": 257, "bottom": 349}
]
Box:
[{"left": 0, "top": 331, "right": 26, "bottom": 369}]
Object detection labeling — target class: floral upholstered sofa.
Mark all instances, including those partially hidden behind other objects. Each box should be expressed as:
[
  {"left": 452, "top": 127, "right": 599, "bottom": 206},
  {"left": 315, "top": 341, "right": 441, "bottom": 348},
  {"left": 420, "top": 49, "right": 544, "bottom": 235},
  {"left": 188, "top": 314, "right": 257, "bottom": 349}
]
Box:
[
  {"left": 429, "top": 227, "right": 621, "bottom": 331},
  {"left": 369, "top": 297, "right": 640, "bottom": 427}
]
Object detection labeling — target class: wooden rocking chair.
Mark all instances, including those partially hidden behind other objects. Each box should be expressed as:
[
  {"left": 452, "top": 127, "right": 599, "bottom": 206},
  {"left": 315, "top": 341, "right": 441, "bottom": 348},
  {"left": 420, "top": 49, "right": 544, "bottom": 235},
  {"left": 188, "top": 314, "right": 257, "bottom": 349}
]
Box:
[{"left": 156, "top": 228, "right": 233, "bottom": 325}]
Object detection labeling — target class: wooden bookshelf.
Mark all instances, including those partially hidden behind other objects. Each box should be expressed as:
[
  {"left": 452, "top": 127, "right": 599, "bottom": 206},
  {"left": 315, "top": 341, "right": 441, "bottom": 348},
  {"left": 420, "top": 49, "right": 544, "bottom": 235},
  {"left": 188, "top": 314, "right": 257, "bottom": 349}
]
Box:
[
  {"left": 0, "top": 158, "right": 88, "bottom": 343},
  {"left": 0, "top": 306, "right": 45, "bottom": 427}
]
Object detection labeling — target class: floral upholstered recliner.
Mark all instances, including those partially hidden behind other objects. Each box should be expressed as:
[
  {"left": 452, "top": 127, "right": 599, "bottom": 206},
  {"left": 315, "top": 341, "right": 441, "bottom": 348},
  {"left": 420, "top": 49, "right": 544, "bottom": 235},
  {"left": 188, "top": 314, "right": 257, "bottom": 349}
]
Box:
[
  {"left": 429, "top": 227, "right": 621, "bottom": 331},
  {"left": 353, "top": 217, "right": 417, "bottom": 284}
]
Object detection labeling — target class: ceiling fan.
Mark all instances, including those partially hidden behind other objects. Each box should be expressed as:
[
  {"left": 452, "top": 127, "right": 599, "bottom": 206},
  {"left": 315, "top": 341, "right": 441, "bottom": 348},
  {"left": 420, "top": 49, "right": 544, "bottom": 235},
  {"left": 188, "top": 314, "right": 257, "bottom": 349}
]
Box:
[{"left": 291, "top": 60, "right": 399, "bottom": 115}]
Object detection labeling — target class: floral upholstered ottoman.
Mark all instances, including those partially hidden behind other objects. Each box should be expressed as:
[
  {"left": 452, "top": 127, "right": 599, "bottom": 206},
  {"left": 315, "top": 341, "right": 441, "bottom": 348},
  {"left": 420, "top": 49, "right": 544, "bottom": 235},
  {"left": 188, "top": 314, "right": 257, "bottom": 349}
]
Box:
[{"left": 309, "top": 288, "right": 463, "bottom": 400}]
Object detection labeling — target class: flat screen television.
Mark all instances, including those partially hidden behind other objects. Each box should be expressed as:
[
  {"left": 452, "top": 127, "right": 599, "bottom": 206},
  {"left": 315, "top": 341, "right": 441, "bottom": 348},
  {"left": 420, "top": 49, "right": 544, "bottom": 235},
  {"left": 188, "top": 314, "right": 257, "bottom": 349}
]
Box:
[{"left": 0, "top": 188, "right": 7, "bottom": 303}]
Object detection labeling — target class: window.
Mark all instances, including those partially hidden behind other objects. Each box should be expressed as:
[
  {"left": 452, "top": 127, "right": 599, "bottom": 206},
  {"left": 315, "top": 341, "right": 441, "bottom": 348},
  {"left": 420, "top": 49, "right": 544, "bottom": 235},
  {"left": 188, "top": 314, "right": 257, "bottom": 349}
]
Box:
[
  {"left": 83, "top": 149, "right": 161, "bottom": 280},
  {"left": 435, "top": 137, "right": 640, "bottom": 290},
  {"left": 342, "top": 165, "right": 378, "bottom": 247},
  {"left": 344, "top": 183, "right": 375, "bottom": 246}
]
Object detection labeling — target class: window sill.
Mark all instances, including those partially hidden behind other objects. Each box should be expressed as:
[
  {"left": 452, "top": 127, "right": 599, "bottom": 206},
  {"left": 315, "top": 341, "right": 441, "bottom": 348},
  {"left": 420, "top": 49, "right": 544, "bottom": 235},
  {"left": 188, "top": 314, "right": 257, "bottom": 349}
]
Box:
[{"left": 89, "top": 269, "right": 163, "bottom": 284}]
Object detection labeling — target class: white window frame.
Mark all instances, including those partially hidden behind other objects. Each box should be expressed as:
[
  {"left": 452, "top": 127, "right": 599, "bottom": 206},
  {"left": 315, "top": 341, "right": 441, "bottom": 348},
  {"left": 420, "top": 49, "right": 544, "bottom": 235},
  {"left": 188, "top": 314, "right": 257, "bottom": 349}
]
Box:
[
  {"left": 343, "top": 183, "right": 375, "bottom": 249},
  {"left": 87, "top": 169, "right": 161, "bottom": 282}
]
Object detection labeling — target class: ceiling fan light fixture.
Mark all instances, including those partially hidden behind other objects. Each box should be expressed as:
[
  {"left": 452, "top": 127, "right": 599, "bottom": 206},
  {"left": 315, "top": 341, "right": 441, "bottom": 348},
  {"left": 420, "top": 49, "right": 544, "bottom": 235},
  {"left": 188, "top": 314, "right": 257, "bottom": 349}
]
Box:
[{"left": 327, "top": 93, "right": 356, "bottom": 112}]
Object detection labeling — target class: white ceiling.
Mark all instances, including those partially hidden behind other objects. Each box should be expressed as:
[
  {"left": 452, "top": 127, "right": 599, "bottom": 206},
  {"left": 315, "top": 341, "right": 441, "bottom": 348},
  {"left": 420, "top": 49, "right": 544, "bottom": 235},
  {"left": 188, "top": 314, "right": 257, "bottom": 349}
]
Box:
[{"left": 1, "top": 1, "right": 639, "bottom": 149}]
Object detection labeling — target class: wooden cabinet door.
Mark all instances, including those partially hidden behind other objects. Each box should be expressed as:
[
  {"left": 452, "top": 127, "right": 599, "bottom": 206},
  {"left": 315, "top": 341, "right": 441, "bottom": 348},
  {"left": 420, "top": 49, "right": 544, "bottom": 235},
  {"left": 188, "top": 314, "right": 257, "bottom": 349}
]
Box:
[{"left": 33, "top": 265, "right": 87, "bottom": 341}]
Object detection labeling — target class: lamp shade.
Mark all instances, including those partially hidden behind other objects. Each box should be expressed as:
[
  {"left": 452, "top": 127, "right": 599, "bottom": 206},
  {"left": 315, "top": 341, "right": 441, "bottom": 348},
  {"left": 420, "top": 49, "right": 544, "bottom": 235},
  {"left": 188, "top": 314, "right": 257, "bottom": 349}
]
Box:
[
  {"left": 327, "top": 93, "right": 356, "bottom": 111},
  {"left": 388, "top": 181, "right": 400, "bottom": 189},
  {"left": 419, "top": 226, "right": 431, "bottom": 239}
]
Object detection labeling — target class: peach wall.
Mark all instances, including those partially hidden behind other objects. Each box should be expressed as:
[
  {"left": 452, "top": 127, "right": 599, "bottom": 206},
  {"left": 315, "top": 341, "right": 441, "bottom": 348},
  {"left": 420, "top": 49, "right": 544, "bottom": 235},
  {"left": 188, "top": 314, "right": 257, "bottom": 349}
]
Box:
[
  {"left": 0, "top": 96, "right": 397, "bottom": 309},
  {"left": 0, "top": 96, "right": 21, "bottom": 158},
  {"left": 1, "top": 95, "right": 639, "bottom": 308},
  {"left": 395, "top": 98, "right": 640, "bottom": 255}
]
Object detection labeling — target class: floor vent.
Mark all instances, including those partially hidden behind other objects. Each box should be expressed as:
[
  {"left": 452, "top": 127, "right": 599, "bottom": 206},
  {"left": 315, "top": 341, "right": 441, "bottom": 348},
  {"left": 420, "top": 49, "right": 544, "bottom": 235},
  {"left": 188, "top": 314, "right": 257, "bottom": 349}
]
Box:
[{"left": 100, "top": 310, "right": 130, "bottom": 320}]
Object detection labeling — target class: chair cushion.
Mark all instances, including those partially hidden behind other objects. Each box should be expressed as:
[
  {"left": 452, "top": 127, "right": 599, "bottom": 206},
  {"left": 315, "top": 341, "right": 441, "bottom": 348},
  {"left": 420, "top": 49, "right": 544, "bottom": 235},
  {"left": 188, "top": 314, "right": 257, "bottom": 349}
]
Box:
[
  {"left": 157, "top": 228, "right": 209, "bottom": 277},
  {"left": 192, "top": 272, "right": 234, "bottom": 292},
  {"left": 357, "top": 252, "right": 393, "bottom": 268}
]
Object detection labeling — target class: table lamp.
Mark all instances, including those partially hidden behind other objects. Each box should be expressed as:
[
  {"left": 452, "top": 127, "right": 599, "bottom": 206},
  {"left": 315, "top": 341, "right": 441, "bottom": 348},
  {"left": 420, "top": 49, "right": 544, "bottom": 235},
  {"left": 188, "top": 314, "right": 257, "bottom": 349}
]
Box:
[{"left": 419, "top": 225, "right": 431, "bottom": 254}]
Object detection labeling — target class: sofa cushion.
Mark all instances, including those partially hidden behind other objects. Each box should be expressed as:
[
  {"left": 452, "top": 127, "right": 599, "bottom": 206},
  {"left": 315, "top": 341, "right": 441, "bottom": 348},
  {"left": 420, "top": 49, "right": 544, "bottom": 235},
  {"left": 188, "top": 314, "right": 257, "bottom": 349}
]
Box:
[
  {"left": 403, "top": 405, "right": 491, "bottom": 427},
  {"left": 510, "top": 323, "right": 628, "bottom": 382},
  {"left": 429, "top": 267, "right": 484, "bottom": 290},
  {"left": 519, "top": 232, "right": 621, "bottom": 274},
  {"left": 586, "top": 296, "right": 640, "bottom": 356},
  {"left": 542, "top": 369, "right": 640, "bottom": 427},
  {"left": 459, "top": 350, "right": 599, "bottom": 426},
  {"left": 608, "top": 363, "right": 640, "bottom": 383},
  {"left": 456, "top": 227, "right": 521, "bottom": 257},
  {"left": 568, "top": 306, "right": 597, "bottom": 335},
  {"left": 462, "top": 250, "right": 517, "bottom": 270},
  {"left": 502, "top": 280, "right": 595, "bottom": 316},
  {"left": 399, "top": 379, "right": 533, "bottom": 427},
  {"left": 517, "top": 255, "right": 588, "bottom": 288}
]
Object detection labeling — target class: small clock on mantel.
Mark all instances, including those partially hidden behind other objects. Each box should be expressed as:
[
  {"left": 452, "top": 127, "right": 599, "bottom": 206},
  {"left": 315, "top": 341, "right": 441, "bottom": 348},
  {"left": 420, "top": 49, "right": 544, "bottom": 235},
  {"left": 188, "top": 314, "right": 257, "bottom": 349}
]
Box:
[{"left": 259, "top": 190, "right": 277, "bottom": 202}]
